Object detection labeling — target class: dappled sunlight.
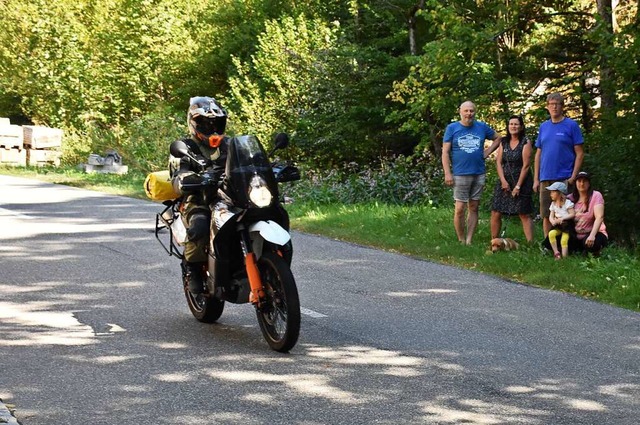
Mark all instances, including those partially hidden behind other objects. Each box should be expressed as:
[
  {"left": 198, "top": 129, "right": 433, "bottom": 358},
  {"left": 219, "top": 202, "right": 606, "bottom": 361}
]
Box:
[
  {"left": 382, "top": 366, "right": 424, "bottom": 377},
  {"left": 299, "top": 210, "right": 328, "bottom": 221},
  {"left": 153, "top": 373, "right": 194, "bottom": 383},
  {"left": 200, "top": 343, "right": 466, "bottom": 406},
  {"left": 207, "top": 370, "right": 365, "bottom": 404},
  {"left": 0, "top": 219, "right": 152, "bottom": 239},
  {"left": 65, "top": 354, "right": 143, "bottom": 365},
  {"left": 150, "top": 341, "right": 189, "bottom": 349},
  {"left": 0, "top": 283, "right": 59, "bottom": 294},
  {"left": 564, "top": 398, "right": 606, "bottom": 411},
  {"left": 306, "top": 345, "right": 422, "bottom": 367},
  {"left": 0, "top": 301, "right": 92, "bottom": 329},
  {"left": 6, "top": 251, "right": 81, "bottom": 261},
  {"left": 598, "top": 383, "right": 640, "bottom": 399},
  {"left": 243, "top": 393, "right": 275, "bottom": 403},
  {"left": 419, "top": 396, "right": 550, "bottom": 424},
  {"left": 0, "top": 300, "right": 128, "bottom": 346},
  {"left": 120, "top": 385, "right": 151, "bottom": 393},
  {"left": 211, "top": 354, "right": 296, "bottom": 364},
  {"left": 304, "top": 344, "right": 463, "bottom": 373},
  {"left": 0, "top": 329, "right": 96, "bottom": 346},
  {"left": 57, "top": 293, "right": 101, "bottom": 302},
  {"left": 85, "top": 281, "right": 147, "bottom": 289},
  {"left": 503, "top": 379, "right": 613, "bottom": 414},
  {"left": 176, "top": 413, "right": 256, "bottom": 425}
]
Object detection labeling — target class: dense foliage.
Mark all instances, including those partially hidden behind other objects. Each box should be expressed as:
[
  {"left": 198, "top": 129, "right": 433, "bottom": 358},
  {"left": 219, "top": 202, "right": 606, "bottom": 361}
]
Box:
[{"left": 0, "top": 0, "right": 638, "bottom": 246}]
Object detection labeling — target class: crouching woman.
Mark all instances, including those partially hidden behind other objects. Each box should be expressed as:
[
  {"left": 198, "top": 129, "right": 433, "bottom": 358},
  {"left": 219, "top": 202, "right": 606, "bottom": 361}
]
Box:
[{"left": 569, "top": 171, "right": 608, "bottom": 255}]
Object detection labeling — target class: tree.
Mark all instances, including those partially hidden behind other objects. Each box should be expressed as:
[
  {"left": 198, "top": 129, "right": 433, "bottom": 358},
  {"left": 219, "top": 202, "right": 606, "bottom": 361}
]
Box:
[{"left": 225, "top": 15, "right": 340, "bottom": 152}]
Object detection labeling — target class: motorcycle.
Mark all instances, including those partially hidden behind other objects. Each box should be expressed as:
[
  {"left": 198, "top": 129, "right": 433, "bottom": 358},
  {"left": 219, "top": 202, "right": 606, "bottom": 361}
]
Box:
[{"left": 155, "top": 133, "right": 301, "bottom": 352}]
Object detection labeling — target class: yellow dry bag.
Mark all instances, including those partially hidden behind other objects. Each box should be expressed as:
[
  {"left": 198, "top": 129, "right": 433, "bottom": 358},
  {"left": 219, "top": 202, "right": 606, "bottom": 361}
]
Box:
[{"left": 144, "top": 170, "right": 180, "bottom": 201}]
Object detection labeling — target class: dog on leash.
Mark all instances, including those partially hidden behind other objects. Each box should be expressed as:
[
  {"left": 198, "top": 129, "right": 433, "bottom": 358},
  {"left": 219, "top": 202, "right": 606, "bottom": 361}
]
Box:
[{"left": 490, "top": 237, "right": 519, "bottom": 253}]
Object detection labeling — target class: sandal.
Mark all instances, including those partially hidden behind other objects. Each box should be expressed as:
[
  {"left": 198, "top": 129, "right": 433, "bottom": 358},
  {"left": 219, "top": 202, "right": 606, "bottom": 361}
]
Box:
[{"left": 554, "top": 252, "right": 562, "bottom": 260}]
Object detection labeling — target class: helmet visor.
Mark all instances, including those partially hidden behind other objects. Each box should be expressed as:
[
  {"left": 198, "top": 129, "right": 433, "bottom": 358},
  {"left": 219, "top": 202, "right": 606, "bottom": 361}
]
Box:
[{"left": 195, "top": 116, "right": 223, "bottom": 136}]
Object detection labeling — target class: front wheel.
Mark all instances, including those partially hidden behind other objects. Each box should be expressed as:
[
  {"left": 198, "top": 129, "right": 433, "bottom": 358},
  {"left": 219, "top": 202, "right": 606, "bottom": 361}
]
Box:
[{"left": 256, "top": 251, "right": 300, "bottom": 352}]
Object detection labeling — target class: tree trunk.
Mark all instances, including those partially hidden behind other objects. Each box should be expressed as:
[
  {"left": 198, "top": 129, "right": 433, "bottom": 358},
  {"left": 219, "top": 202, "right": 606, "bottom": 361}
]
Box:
[
  {"left": 597, "top": 0, "right": 616, "bottom": 117},
  {"left": 407, "top": 1, "right": 426, "bottom": 55}
]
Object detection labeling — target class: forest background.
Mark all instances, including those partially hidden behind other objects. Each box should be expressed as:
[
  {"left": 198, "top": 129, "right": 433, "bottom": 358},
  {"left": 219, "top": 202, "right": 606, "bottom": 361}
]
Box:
[{"left": 1, "top": 0, "right": 639, "bottom": 248}]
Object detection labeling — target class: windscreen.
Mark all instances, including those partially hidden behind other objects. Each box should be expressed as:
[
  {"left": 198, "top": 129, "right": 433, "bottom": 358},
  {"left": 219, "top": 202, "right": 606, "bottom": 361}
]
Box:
[
  {"left": 225, "top": 135, "right": 278, "bottom": 207},
  {"left": 226, "top": 135, "right": 270, "bottom": 173}
]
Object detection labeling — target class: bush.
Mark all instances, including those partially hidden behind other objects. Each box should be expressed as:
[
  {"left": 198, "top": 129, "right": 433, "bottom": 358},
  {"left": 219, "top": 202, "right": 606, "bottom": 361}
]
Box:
[
  {"left": 287, "top": 150, "right": 448, "bottom": 206},
  {"left": 60, "top": 107, "right": 184, "bottom": 174},
  {"left": 584, "top": 122, "right": 640, "bottom": 248}
]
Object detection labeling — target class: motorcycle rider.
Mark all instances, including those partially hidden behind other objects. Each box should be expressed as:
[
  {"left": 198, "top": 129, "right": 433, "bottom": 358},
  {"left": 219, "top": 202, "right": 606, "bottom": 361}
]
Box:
[{"left": 170, "top": 96, "right": 229, "bottom": 294}]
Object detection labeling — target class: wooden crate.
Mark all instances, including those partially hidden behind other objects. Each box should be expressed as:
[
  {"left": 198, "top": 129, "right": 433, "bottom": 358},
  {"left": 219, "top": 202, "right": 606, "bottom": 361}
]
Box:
[
  {"left": 27, "top": 148, "right": 62, "bottom": 167},
  {"left": 0, "top": 124, "right": 24, "bottom": 149},
  {"left": 0, "top": 147, "right": 27, "bottom": 166},
  {"left": 23, "top": 125, "right": 63, "bottom": 149}
]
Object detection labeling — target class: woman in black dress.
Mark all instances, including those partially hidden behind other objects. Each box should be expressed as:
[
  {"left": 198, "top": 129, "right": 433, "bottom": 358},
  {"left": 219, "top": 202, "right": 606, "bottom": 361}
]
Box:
[{"left": 490, "top": 115, "right": 534, "bottom": 242}]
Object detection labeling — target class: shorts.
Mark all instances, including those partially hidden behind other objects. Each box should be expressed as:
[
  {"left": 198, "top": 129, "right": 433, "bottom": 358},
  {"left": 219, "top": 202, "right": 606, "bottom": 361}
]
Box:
[
  {"left": 453, "top": 174, "right": 486, "bottom": 202},
  {"left": 539, "top": 179, "right": 569, "bottom": 218}
]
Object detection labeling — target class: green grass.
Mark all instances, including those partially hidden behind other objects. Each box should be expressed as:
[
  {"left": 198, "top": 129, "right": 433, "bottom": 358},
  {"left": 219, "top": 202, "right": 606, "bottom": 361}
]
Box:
[{"left": 3, "top": 166, "right": 639, "bottom": 312}]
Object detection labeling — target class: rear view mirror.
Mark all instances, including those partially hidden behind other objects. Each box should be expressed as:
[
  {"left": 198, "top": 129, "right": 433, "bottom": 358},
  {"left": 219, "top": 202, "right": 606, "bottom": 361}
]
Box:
[
  {"left": 170, "top": 140, "right": 189, "bottom": 158},
  {"left": 274, "top": 133, "right": 289, "bottom": 150}
]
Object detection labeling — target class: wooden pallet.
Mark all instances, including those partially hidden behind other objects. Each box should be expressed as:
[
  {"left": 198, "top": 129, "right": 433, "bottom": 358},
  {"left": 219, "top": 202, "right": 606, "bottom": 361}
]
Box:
[
  {"left": 23, "top": 125, "right": 63, "bottom": 149},
  {"left": 0, "top": 147, "right": 27, "bottom": 166},
  {"left": 27, "top": 148, "right": 62, "bottom": 167},
  {"left": 0, "top": 125, "right": 24, "bottom": 149}
]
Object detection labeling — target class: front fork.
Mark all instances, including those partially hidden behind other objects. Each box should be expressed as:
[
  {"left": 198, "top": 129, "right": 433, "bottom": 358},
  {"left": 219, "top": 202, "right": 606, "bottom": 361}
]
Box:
[{"left": 239, "top": 225, "right": 264, "bottom": 306}]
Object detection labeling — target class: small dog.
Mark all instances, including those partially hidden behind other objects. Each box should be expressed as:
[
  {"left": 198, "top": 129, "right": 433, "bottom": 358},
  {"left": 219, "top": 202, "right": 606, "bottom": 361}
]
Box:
[{"left": 490, "top": 237, "right": 519, "bottom": 253}]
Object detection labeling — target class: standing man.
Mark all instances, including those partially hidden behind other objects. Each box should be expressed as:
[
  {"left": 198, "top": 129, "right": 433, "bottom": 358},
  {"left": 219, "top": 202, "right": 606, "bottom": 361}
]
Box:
[
  {"left": 442, "top": 101, "right": 501, "bottom": 245},
  {"left": 533, "top": 92, "right": 584, "bottom": 238}
]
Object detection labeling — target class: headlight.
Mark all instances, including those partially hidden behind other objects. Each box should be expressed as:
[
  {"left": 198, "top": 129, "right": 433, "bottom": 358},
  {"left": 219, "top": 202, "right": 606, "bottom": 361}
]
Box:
[{"left": 248, "top": 175, "right": 273, "bottom": 207}]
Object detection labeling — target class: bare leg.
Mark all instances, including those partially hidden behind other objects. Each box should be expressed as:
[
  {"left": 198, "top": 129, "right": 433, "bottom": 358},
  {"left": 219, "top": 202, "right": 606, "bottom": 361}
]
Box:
[
  {"left": 490, "top": 210, "right": 502, "bottom": 239},
  {"left": 454, "top": 201, "right": 467, "bottom": 243},
  {"left": 519, "top": 214, "right": 534, "bottom": 242},
  {"left": 466, "top": 200, "right": 480, "bottom": 245},
  {"left": 542, "top": 217, "right": 551, "bottom": 239}
]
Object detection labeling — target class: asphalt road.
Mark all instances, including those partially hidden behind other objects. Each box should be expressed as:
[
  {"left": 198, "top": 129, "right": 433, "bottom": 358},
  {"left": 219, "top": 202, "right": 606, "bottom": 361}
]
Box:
[{"left": 0, "top": 174, "right": 638, "bottom": 425}]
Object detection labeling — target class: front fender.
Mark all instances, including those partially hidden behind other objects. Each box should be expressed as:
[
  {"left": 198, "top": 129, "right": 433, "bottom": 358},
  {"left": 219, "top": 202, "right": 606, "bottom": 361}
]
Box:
[{"left": 249, "top": 220, "right": 291, "bottom": 246}]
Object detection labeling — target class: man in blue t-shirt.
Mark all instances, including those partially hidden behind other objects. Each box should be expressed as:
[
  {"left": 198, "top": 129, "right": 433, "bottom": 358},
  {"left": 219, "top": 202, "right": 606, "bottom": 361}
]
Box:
[
  {"left": 534, "top": 92, "right": 584, "bottom": 238},
  {"left": 442, "top": 101, "right": 501, "bottom": 245}
]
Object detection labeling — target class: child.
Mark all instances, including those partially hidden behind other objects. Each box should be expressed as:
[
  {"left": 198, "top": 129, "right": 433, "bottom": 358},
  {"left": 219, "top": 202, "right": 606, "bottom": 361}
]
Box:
[{"left": 547, "top": 181, "right": 575, "bottom": 260}]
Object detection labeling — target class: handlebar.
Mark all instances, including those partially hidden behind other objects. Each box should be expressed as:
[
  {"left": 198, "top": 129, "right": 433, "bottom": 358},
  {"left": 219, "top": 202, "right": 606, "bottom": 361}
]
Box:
[{"left": 180, "top": 172, "right": 221, "bottom": 189}]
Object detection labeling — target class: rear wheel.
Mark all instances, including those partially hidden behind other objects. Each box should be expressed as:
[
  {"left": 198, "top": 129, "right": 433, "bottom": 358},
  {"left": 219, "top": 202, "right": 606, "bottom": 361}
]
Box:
[
  {"left": 184, "top": 270, "right": 224, "bottom": 323},
  {"left": 256, "top": 251, "right": 300, "bottom": 352}
]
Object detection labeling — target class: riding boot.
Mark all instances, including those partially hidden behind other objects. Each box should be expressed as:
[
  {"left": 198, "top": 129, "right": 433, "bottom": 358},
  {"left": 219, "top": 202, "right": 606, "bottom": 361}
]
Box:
[{"left": 185, "top": 262, "right": 206, "bottom": 294}]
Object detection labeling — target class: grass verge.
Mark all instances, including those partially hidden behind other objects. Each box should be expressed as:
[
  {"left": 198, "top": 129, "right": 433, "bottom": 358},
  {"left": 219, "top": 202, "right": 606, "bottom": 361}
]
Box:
[{"left": 3, "top": 166, "right": 639, "bottom": 312}]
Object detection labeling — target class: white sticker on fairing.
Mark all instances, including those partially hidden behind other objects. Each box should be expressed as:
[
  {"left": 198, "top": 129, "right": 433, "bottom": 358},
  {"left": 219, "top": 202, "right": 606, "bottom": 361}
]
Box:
[{"left": 249, "top": 220, "right": 291, "bottom": 246}]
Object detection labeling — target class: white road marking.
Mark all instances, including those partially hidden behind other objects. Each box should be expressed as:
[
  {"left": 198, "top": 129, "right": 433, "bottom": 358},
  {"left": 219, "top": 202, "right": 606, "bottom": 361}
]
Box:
[{"left": 300, "top": 307, "right": 328, "bottom": 318}]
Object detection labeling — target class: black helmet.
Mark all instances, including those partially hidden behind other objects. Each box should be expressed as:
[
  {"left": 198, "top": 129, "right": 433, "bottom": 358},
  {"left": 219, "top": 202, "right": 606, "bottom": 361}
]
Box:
[{"left": 187, "top": 96, "right": 227, "bottom": 143}]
